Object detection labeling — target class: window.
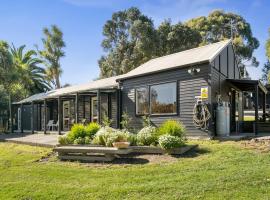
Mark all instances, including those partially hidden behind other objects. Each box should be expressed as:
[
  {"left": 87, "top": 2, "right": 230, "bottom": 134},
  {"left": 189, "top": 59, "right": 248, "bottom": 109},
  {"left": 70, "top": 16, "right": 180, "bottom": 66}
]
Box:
[
  {"left": 135, "top": 87, "right": 149, "bottom": 115},
  {"left": 150, "top": 82, "right": 177, "bottom": 115}
]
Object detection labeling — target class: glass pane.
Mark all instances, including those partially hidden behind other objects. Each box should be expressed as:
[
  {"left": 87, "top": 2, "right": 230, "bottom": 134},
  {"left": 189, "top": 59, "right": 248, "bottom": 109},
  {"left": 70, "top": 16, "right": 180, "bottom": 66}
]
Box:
[
  {"left": 150, "top": 82, "right": 177, "bottom": 114},
  {"left": 136, "top": 87, "right": 149, "bottom": 115}
]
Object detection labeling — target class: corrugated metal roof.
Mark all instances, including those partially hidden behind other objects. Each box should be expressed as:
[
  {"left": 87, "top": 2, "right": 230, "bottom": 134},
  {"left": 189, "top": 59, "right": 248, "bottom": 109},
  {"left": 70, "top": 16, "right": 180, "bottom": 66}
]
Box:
[
  {"left": 15, "top": 40, "right": 231, "bottom": 104},
  {"left": 15, "top": 75, "right": 123, "bottom": 104},
  {"left": 117, "top": 39, "right": 231, "bottom": 80}
]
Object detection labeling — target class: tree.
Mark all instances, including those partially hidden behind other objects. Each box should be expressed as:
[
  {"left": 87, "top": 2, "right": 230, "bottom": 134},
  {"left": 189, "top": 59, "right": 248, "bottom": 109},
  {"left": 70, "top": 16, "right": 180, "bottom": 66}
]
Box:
[
  {"left": 156, "top": 19, "right": 202, "bottom": 56},
  {"left": 261, "top": 61, "right": 270, "bottom": 83},
  {"left": 261, "top": 28, "right": 270, "bottom": 84},
  {"left": 38, "top": 25, "right": 65, "bottom": 89},
  {"left": 99, "top": 7, "right": 158, "bottom": 78},
  {"left": 185, "top": 10, "right": 259, "bottom": 77},
  {"left": 10, "top": 45, "right": 51, "bottom": 94},
  {"left": 266, "top": 28, "right": 270, "bottom": 59}
]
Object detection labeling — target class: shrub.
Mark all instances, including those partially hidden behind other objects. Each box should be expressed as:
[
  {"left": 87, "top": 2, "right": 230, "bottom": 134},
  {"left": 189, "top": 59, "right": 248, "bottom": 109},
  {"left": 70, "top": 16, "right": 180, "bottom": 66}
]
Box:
[
  {"left": 158, "top": 135, "right": 184, "bottom": 150},
  {"left": 84, "top": 136, "right": 91, "bottom": 144},
  {"left": 92, "top": 126, "right": 116, "bottom": 146},
  {"left": 74, "top": 137, "right": 85, "bottom": 145},
  {"left": 142, "top": 115, "right": 151, "bottom": 127},
  {"left": 137, "top": 126, "right": 158, "bottom": 146},
  {"left": 120, "top": 111, "right": 131, "bottom": 130},
  {"left": 128, "top": 133, "right": 137, "bottom": 146},
  {"left": 106, "top": 130, "right": 129, "bottom": 147},
  {"left": 85, "top": 122, "right": 100, "bottom": 138},
  {"left": 58, "top": 135, "right": 72, "bottom": 145},
  {"left": 67, "top": 123, "right": 86, "bottom": 142},
  {"left": 158, "top": 120, "right": 186, "bottom": 138},
  {"left": 102, "top": 115, "right": 113, "bottom": 127}
]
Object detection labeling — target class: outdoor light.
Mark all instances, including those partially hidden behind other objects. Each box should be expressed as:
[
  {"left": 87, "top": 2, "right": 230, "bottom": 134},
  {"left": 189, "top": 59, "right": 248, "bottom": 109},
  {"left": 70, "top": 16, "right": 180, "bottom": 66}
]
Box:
[{"left": 188, "top": 67, "right": 200, "bottom": 75}]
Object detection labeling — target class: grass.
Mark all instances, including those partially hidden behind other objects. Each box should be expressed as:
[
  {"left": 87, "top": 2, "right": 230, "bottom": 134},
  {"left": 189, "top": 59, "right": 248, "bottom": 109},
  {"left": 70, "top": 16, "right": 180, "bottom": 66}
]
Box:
[{"left": 1, "top": 141, "right": 270, "bottom": 199}]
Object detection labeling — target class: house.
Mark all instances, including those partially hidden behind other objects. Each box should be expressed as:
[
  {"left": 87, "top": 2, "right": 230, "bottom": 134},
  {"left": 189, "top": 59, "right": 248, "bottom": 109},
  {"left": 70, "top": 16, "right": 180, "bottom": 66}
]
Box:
[{"left": 12, "top": 39, "right": 269, "bottom": 138}]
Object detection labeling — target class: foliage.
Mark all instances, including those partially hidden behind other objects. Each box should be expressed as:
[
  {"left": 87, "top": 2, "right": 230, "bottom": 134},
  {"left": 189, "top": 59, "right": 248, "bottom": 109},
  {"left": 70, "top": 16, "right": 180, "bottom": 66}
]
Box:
[
  {"left": 38, "top": 25, "right": 65, "bottom": 88},
  {"left": 266, "top": 28, "right": 270, "bottom": 60},
  {"left": 99, "top": 8, "right": 202, "bottom": 78},
  {"left": 67, "top": 124, "right": 86, "bottom": 142},
  {"left": 120, "top": 111, "right": 131, "bottom": 130},
  {"left": 262, "top": 29, "right": 270, "bottom": 83},
  {"left": 84, "top": 136, "right": 91, "bottom": 144},
  {"left": 10, "top": 45, "right": 51, "bottom": 94},
  {"left": 58, "top": 135, "right": 72, "bottom": 145},
  {"left": 84, "top": 122, "right": 100, "bottom": 139},
  {"left": 261, "top": 61, "right": 270, "bottom": 83},
  {"left": 98, "top": 7, "right": 158, "bottom": 78},
  {"left": 185, "top": 10, "right": 259, "bottom": 77},
  {"left": 158, "top": 135, "right": 184, "bottom": 150},
  {"left": 128, "top": 133, "right": 137, "bottom": 146},
  {"left": 142, "top": 115, "right": 151, "bottom": 127},
  {"left": 158, "top": 120, "right": 186, "bottom": 138},
  {"left": 106, "top": 130, "right": 129, "bottom": 147},
  {"left": 137, "top": 126, "right": 158, "bottom": 146},
  {"left": 0, "top": 41, "right": 51, "bottom": 131},
  {"left": 92, "top": 126, "right": 116, "bottom": 146},
  {"left": 102, "top": 115, "right": 112, "bottom": 127},
  {"left": 156, "top": 19, "right": 201, "bottom": 56},
  {"left": 74, "top": 137, "right": 85, "bottom": 145}
]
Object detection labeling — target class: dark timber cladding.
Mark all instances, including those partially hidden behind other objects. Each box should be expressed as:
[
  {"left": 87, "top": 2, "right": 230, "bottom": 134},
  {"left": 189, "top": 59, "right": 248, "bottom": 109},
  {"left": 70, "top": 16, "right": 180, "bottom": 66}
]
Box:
[{"left": 120, "top": 63, "right": 210, "bottom": 137}]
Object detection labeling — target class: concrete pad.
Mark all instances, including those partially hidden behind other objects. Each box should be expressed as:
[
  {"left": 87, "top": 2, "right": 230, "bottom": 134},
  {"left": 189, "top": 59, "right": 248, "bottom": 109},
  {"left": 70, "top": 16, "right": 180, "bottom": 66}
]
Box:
[{"left": 0, "top": 133, "right": 59, "bottom": 147}]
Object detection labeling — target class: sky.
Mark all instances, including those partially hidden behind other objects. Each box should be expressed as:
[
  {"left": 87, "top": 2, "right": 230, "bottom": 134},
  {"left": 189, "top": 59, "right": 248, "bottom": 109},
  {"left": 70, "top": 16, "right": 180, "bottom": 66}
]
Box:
[{"left": 0, "top": 0, "right": 269, "bottom": 86}]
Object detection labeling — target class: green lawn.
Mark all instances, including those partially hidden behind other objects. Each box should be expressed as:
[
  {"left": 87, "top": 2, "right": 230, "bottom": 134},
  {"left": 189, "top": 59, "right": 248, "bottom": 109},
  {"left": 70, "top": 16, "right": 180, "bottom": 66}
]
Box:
[{"left": 1, "top": 141, "right": 270, "bottom": 200}]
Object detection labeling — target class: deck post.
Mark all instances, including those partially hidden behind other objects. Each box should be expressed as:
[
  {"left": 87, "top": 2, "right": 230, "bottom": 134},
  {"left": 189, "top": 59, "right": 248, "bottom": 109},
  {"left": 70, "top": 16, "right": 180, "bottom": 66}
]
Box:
[
  {"left": 43, "top": 99, "right": 47, "bottom": 134},
  {"left": 254, "top": 85, "right": 259, "bottom": 135},
  {"left": 10, "top": 102, "right": 13, "bottom": 133},
  {"left": 20, "top": 103, "right": 23, "bottom": 133},
  {"left": 263, "top": 92, "right": 266, "bottom": 122},
  {"left": 116, "top": 88, "right": 122, "bottom": 129},
  {"left": 31, "top": 101, "right": 34, "bottom": 134},
  {"left": 75, "top": 93, "right": 79, "bottom": 123},
  {"left": 97, "top": 89, "right": 101, "bottom": 124},
  {"left": 58, "top": 96, "right": 62, "bottom": 135}
]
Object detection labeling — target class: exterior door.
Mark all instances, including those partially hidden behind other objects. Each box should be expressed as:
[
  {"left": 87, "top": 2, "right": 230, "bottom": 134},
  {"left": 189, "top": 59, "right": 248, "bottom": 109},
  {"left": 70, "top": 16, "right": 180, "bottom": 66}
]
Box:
[
  {"left": 91, "top": 97, "right": 98, "bottom": 122},
  {"left": 63, "top": 101, "right": 70, "bottom": 131}
]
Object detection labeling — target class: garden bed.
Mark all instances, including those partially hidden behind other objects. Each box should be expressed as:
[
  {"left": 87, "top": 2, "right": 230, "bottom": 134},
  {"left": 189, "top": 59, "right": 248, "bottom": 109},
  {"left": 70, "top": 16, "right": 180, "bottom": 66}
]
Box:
[
  {"left": 130, "top": 144, "right": 197, "bottom": 155},
  {"left": 54, "top": 144, "right": 197, "bottom": 162}
]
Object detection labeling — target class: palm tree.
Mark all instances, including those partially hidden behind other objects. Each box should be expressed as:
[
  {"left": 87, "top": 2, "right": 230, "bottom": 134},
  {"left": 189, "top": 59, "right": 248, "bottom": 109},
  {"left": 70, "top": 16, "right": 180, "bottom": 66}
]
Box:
[
  {"left": 10, "top": 45, "right": 51, "bottom": 94},
  {"left": 38, "top": 25, "right": 65, "bottom": 89}
]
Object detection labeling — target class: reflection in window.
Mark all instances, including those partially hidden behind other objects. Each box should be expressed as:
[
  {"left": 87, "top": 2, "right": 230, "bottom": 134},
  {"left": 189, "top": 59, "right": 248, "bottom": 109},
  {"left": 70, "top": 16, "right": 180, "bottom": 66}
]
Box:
[
  {"left": 150, "top": 82, "right": 177, "bottom": 114},
  {"left": 136, "top": 87, "right": 149, "bottom": 115}
]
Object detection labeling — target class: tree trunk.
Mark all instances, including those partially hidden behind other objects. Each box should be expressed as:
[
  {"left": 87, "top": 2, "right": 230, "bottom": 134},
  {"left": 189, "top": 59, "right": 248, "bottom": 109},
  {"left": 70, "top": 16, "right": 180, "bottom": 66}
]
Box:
[{"left": 55, "top": 75, "right": 61, "bottom": 89}]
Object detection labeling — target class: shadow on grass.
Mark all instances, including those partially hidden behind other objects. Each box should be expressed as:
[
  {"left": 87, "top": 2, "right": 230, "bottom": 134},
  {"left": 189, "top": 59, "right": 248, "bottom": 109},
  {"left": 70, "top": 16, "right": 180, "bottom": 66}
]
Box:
[{"left": 172, "top": 146, "right": 211, "bottom": 158}]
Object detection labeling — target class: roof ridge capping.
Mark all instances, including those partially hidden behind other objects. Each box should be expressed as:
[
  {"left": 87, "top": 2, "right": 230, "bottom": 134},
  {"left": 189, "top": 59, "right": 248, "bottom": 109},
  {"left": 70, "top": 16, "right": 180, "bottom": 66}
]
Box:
[{"left": 150, "top": 39, "right": 232, "bottom": 62}]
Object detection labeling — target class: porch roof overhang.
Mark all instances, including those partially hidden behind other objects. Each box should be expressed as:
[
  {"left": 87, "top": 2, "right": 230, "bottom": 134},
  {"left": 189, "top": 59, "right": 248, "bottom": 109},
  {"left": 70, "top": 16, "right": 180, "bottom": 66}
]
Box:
[
  {"left": 13, "top": 75, "right": 123, "bottom": 105},
  {"left": 227, "top": 79, "right": 268, "bottom": 94}
]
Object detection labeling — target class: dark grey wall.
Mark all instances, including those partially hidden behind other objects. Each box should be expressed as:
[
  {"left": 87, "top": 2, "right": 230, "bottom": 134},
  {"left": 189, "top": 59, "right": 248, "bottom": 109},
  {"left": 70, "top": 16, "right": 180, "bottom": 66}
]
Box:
[
  {"left": 120, "top": 64, "right": 211, "bottom": 137},
  {"left": 210, "top": 44, "right": 242, "bottom": 135}
]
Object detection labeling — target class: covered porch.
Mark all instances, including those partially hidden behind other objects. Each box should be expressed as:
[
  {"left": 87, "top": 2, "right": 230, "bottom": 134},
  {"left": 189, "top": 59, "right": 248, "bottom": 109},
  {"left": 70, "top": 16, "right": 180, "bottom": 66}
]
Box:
[
  {"left": 227, "top": 79, "right": 268, "bottom": 135},
  {"left": 11, "top": 76, "right": 122, "bottom": 135}
]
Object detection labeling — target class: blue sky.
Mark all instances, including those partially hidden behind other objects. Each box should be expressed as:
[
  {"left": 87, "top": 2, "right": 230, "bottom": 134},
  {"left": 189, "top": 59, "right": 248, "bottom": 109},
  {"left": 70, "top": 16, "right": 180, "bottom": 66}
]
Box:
[{"left": 0, "top": 0, "right": 269, "bottom": 85}]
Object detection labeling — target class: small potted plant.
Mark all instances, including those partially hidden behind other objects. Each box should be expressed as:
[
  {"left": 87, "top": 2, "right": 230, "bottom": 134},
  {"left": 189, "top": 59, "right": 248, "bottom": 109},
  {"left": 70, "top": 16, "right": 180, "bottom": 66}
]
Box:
[{"left": 110, "top": 130, "right": 130, "bottom": 149}]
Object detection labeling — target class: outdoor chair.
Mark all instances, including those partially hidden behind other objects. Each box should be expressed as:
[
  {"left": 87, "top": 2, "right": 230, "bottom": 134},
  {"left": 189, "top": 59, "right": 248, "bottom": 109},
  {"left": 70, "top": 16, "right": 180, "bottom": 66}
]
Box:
[
  {"left": 47, "top": 120, "right": 58, "bottom": 131},
  {"left": 46, "top": 120, "right": 54, "bottom": 131}
]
